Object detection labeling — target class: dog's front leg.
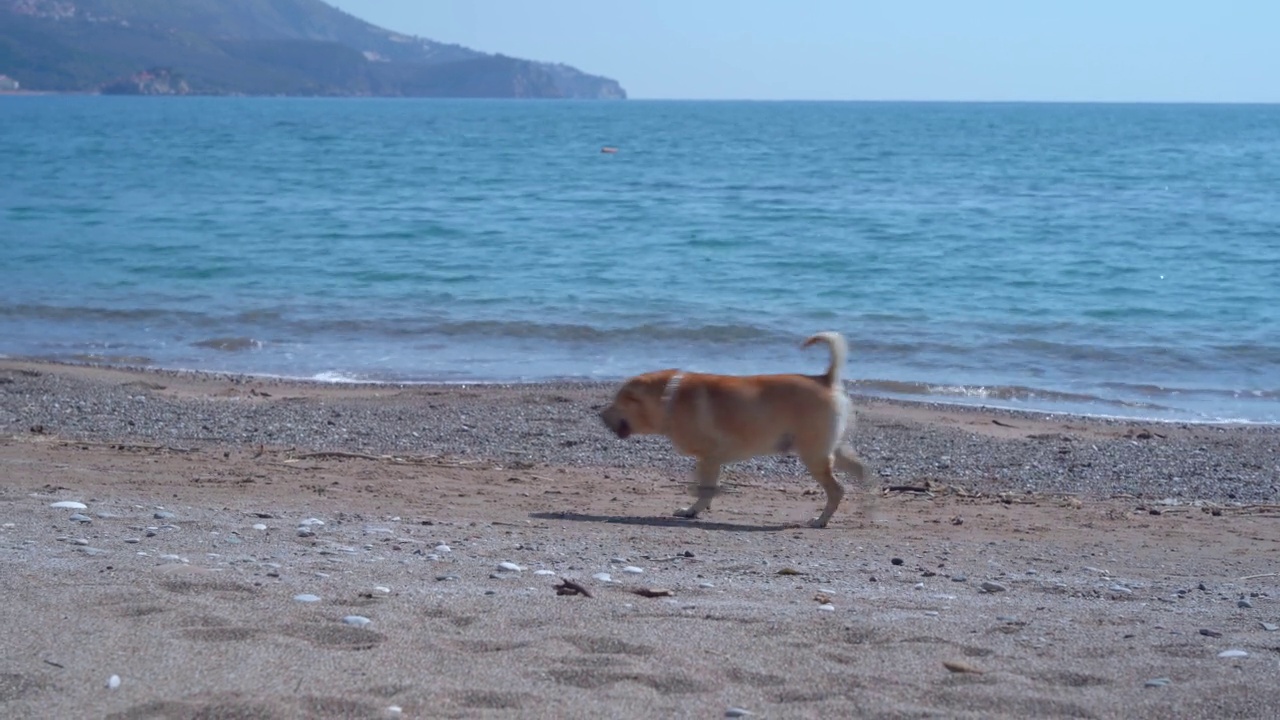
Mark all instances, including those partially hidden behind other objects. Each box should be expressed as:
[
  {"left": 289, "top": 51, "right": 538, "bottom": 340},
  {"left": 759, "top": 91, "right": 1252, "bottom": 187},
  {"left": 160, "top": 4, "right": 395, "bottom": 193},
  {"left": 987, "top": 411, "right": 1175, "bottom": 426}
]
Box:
[{"left": 674, "top": 458, "right": 722, "bottom": 518}]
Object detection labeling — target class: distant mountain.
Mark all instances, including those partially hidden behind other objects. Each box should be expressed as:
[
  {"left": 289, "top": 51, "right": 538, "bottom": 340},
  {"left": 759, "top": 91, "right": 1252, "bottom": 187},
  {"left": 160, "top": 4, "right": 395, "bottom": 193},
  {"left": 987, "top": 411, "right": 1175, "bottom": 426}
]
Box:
[{"left": 0, "top": 0, "right": 626, "bottom": 98}]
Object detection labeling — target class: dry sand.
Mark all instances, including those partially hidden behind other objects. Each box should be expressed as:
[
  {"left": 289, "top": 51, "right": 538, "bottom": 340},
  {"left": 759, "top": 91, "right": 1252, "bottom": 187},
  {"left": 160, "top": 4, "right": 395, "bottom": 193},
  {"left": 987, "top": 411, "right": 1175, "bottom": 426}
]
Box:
[{"left": 2, "top": 360, "right": 1279, "bottom": 719}]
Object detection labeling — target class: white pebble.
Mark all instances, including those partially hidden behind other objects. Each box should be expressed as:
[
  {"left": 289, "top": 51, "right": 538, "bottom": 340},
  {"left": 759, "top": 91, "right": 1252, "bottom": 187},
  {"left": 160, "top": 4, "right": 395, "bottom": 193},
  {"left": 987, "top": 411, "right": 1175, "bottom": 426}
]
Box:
[
  {"left": 434, "top": 544, "right": 452, "bottom": 553},
  {"left": 342, "top": 615, "right": 372, "bottom": 628},
  {"left": 1218, "top": 649, "right": 1249, "bottom": 659},
  {"left": 50, "top": 501, "right": 88, "bottom": 510},
  {"left": 698, "top": 582, "right": 715, "bottom": 589},
  {"left": 817, "top": 604, "right": 836, "bottom": 612},
  {"left": 372, "top": 586, "right": 391, "bottom": 594},
  {"left": 252, "top": 523, "right": 267, "bottom": 531},
  {"left": 533, "top": 569, "right": 557, "bottom": 576},
  {"left": 107, "top": 675, "right": 121, "bottom": 690},
  {"left": 622, "top": 566, "right": 644, "bottom": 574},
  {"left": 386, "top": 706, "right": 403, "bottom": 717},
  {"left": 299, "top": 518, "right": 325, "bottom": 526},
  {"left": 498, "top": 562, "right": 523, "bottom": 572},
  {"left": 293, "top": 594, "right": 321, "bottom": 603},
  {"left": 592, "top": 572, "right": 614, "bottom": 583}
]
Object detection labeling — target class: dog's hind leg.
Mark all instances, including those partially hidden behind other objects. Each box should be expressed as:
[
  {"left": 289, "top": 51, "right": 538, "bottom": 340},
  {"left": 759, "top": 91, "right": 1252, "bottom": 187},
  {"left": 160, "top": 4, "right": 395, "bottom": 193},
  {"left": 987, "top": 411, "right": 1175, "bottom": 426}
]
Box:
[
  {"left": 674, "top": 458, "right": 722, "bottom": 518},
  {"left": 803, "top": 454, "right": 845, "bottom": 528},
  {"left": 834, "top": 443, "right": 880, "bottom": 525},
  {"left": 833, "top": 444, "right": 869, "bottom": 483}
]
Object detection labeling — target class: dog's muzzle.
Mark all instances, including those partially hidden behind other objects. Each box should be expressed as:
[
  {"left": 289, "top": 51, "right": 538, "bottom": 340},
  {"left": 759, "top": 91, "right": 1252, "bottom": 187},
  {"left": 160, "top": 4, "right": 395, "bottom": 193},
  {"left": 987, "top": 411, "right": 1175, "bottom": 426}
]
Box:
[{"left": 600, "top": 408, "right": 631, "bottom": 439}]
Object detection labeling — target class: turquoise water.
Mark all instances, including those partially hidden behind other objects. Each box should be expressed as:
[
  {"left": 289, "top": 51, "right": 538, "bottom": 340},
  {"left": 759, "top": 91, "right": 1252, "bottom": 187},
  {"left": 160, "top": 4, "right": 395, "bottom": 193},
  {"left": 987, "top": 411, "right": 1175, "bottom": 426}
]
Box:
[{"left": 2, "top": 97, "right": 1278, "bottom": 422}]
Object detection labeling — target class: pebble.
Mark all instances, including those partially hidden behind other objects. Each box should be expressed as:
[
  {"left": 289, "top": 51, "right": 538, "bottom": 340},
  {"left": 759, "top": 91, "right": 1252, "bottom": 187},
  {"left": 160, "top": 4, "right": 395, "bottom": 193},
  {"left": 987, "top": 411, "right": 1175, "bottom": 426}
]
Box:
[
  {"left": 68, "top": 514, "right": 91, "bottom": 523},
  {"left": 622, "top": 566, "right": 644, "bottom": 574},
  {"left": 533, "top": 569, "right": 557, "bottom": 576},
  {"left": 725, "top": 708, "right": 753, "bottom": 718},
  {"left": 72, "top": 538, "right": 89, "bottom": 546},
  {"left": 252, "top": 523, "right": 267, "bottom": 531},
  {"left": 124, "top": 538, "right": 140, "bottom": 544},
  {"left": 386, "top": 706, "right": 403, "bottom": 718},
  {"left": 107, "top": 674, "right": 121, "bottom": 690},
  {"left": 299, "top": 518, "right": 325, "bottom": 527},
  {"left": 96, "top": 512, "right": 120, "bottom": 519},
  {"left": 436, "top": 575, "right": 459, "bottom": 582},
  {"left": 293, "top": 594, "right": 321, "bottom": 603},
  {"left": 498, "top": 561, "right": 523, "bottom": 572},
  {"left": 342, "top": 615, "right": 372, "bottom": 628},
  {"left": 1262, "top": 622, "right": 1279, "bottom": 632},
  {"left": 372, "top": 586, "right": 391, "bottom": 594},
  {"left": 153, "top": 511, "right": 176, "bottom": 520},
  {"left": 699, "top": 582, "right": 715, "bottom": 589},
  {"left": 950, "top": 574, "right": 967, "bottom": 583},
  {"left": 1144, "top": 677, "right": 1172, "bottom": 688},
  {"left": 1109, "top": 584, "right": 1133, "bottom": 595},
  {"left": 1238, "top": 598, "right": 1253, "bottom": 609},
  {"left": 50, "top": 501, "right": 87, "bottom": 510},
  {"left": 817, "top": 604, "right": 835, "bottom": 612},
  {"left": 1218, "top": 649, "right": 1248, "bottom": 659},
  {"left": 592, "top": 572, "right": 614, "bottom": 583},
  {"left": 980, "top": 581, "right": 1007, "bottom": 593},
  {"left": 434, "top": 544, "right": 451, "bottom": 553},
  {"left": 891, "top": 557, "right": 904, "bottom": 566},
  {"left": 1199, "top": 628, "right": 1222, "bottom": 638}
]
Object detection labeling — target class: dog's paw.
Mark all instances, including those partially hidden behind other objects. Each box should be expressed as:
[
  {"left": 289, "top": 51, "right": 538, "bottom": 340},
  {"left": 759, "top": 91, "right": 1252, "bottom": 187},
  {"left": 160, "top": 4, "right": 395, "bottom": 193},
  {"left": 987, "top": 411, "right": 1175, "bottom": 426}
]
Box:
[
  {"left": 673, "top": 507, "right": 700, "bottom": 519},
  {"left": 807, "top": 516, "right": 831, "bottom": 529}
]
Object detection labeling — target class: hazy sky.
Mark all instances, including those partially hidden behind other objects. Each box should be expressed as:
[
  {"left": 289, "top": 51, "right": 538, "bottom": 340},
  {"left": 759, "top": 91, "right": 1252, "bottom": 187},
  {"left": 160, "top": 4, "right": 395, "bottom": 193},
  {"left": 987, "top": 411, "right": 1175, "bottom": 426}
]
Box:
[{"left": 335, "top": 1, "right": 1278, "bottom": 102}]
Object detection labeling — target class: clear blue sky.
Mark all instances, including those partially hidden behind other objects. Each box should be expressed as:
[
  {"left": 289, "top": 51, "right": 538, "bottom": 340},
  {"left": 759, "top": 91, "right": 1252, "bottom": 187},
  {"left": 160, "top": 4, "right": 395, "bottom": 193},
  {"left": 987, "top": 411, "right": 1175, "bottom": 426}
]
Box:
[{"left": 335, "top": 1, "right": 1278, "bottom": 102}]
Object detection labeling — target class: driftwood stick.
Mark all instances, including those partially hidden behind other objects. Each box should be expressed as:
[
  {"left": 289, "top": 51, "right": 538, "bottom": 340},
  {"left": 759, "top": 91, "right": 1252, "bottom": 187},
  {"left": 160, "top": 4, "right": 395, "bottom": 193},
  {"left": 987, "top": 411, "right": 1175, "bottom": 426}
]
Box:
[{"left": 554, "top": 579, "right": 593, "bottom": 598}]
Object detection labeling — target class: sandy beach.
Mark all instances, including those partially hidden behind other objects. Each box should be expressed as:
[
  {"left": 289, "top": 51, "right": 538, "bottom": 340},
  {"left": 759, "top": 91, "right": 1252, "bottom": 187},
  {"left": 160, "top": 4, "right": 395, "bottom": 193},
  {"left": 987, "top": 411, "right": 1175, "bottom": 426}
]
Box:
[{"left": 2, "top": 359, "right": 1279, "bottom": 719}]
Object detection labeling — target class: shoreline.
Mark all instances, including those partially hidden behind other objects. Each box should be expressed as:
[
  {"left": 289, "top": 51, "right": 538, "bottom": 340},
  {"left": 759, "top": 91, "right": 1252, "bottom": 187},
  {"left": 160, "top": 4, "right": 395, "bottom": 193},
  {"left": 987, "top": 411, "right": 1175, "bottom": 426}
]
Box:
[
  {"left": 3, "top": 357, "right": 1277, "bottom": 504},
  {"left": 2, "top": 355, "right": 1273, "bottom": 429}
]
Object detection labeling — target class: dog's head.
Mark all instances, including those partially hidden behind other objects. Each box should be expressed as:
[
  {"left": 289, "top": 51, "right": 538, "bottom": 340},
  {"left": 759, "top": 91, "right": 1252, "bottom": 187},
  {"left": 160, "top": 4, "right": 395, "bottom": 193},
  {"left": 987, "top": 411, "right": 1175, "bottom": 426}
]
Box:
[{"left": 599, "top": 369, "right": 680, "bottom": 440}]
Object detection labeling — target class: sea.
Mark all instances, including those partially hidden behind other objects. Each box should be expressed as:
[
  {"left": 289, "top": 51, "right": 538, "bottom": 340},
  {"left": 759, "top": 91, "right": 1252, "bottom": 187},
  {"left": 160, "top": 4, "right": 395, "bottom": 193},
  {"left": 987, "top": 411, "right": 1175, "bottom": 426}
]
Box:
[{"left": 2, "top": 97, "right": 1278, "bottom": 423}]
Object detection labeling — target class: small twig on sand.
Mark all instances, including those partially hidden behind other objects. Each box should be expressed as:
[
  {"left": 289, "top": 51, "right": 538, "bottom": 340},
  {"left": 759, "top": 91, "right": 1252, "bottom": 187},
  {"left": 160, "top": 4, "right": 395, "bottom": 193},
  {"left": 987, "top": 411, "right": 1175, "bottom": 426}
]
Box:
[
  {"left": 554, "top": 579, "right": 593, "bottom": 598},
  {"left": 631, "top": 587, "right": 675, "bottom": 598},
  {"left": 55, "top": 439, "right": 199, "bottom": 454},
  {"left": 884, "top": 485, "right": 933, "bottom": 494},
  {"left": 292, "top": 451, "right": 386, "bottom": 461}
]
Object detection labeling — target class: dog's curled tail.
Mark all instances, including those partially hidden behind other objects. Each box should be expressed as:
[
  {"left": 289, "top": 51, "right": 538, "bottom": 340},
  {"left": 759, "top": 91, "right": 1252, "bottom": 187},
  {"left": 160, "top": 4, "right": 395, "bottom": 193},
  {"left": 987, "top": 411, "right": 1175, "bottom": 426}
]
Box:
[{"left": 802, "top": 331, "right": 848, "bottom": 388}]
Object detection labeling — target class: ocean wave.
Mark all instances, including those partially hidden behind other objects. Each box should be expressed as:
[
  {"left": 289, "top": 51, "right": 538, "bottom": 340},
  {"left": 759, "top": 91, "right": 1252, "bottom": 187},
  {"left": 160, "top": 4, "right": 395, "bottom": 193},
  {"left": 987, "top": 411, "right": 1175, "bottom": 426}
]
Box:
[
  {"left": 851, "top": 379, "right": 1174, "bottom": 411},
  {"left": 190, "top": 337, "right": 264, "bottom": 352},
  {"left": 416, "top": 320, "right": 791, "bottom": 344}
]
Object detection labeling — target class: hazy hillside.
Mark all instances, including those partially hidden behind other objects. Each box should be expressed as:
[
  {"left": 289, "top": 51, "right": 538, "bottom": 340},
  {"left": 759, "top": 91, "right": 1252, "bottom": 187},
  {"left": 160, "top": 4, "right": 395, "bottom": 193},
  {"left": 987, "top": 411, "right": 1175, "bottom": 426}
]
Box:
[{"left": 0, "top": 0, "right": 626, "bottom": 98}]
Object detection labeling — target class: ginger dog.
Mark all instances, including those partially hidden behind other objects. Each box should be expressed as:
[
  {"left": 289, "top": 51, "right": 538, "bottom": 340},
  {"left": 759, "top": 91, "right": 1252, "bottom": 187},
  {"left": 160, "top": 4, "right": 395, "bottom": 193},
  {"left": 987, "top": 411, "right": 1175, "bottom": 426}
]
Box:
[{"left": 599, "top": 331, "right": 870, "bottom": 528}]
